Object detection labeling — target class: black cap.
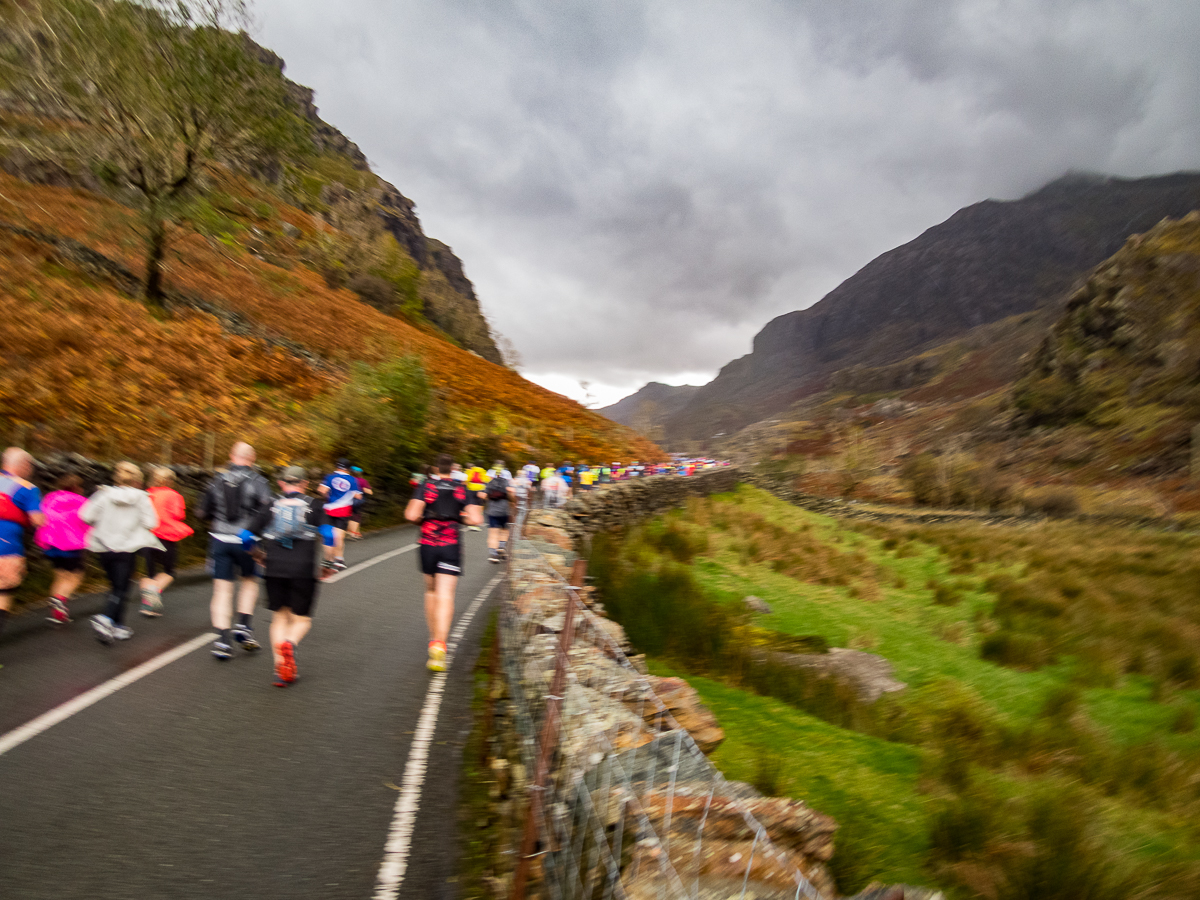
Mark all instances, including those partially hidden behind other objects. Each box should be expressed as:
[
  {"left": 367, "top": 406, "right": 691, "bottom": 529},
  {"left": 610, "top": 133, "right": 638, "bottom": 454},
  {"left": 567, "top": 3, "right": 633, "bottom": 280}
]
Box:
[{"left": 336, "top": 457, "right": 351, "bottom": 469}]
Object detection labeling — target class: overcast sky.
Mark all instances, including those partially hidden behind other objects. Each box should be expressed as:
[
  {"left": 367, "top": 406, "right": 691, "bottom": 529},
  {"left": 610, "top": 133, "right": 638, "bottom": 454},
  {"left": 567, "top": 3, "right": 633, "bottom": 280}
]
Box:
[{"left": 253, "top": 0, "right": 1200, "bottom": 407}]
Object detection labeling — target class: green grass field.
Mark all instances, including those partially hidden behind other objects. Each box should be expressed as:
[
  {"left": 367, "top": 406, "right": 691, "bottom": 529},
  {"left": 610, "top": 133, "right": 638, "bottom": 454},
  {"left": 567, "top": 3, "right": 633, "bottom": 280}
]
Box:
[{"left": 594, "top": 485, "right": 1200, "bottom": 898}]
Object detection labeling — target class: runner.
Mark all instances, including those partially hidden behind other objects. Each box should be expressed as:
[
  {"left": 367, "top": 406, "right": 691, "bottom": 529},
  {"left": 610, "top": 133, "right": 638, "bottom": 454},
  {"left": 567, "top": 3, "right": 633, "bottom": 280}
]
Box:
[
  {"left": 259, "top": 466, "right": 324, "bottom": 687},
  {"left": 450, "top": 462, "right": 467, "bottom": 483},
  {"left": 318, "top": 458, "right": 360, "bottom": 570},
  {"left": 578, "top": 463, "right": 595, "bottom": 492},
  {"left": 0, "top": 448, "right": 44, "bottom": 640},
  {"left": 521, "top": 461, "right": 540, "bottom": 488},
  {"left": 598, "top": 462, "right": 613, "bottom": 486},
  {"left": 465, "top": 461, "right": 487, "bottom": 494},
  {"left": 82, "top": 462, "right": 162, "bottom": 644},
  {"left": 35, "top": 473, "right": 89, "bottom": 625},
  {"left": 198, "top": 442, "right": 272, "bottom": 660},
  {"left": 464, "top": 461, "right": 487, "bottom": 532},
  {"left": 511, "top": 466, "right": 533, "bottom": 512},
  {"left": 541, "top": 467, "right": 571, "bottom": 509},
  {"left": 347, "top": 465, "right": 373, "bottom": 540},
  {"left": 405, "top": 453, "right": 483, "bottom": 671},
  {"left": 138, "top": 466, "right": 193, "bottom": 617},
  {"left": 482, "top": 459, "right": 513, "bottom": 564}
]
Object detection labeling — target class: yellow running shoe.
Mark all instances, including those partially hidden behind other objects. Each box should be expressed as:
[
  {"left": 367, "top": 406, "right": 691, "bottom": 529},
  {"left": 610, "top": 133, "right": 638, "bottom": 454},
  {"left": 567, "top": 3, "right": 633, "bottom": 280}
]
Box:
[{"left": 427, "top": 641, "right": 447, "bottom": 672}]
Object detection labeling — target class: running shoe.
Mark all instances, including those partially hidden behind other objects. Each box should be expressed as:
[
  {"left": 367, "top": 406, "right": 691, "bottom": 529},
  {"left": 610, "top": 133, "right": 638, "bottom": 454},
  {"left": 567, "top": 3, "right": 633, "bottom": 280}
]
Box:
[
  {"left": 46, "top": 597, "right": 71, "bottom": 625},
  {"left": 274, "top": 640, "right": 297, "bottom": 686},
  {"left": 427, "top": 641, "right": 447, "bottom": 672},
  {"left": 112, "top": 625, "right": 133, "bottom": 641},
  {"left": 91, "top": 614, "right": 115, "bottom": 645},
  {"left": 212, "top": 640, "right": 234, "bottom": 660},
  {"left": 332, "top": 558, "right": 348, "bottom": 572},
  {"left": 140, "top": 586, "right": 164, "bottom": 617},
  {"left": 233, "top": 625, "right": 261, "bottom": 652}
]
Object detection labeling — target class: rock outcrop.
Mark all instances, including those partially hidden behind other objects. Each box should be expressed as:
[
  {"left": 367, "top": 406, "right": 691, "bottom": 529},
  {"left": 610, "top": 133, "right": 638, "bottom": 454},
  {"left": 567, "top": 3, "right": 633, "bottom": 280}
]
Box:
[{"left": 1013, "top": 211, "right": 1200, "bottom": 442}]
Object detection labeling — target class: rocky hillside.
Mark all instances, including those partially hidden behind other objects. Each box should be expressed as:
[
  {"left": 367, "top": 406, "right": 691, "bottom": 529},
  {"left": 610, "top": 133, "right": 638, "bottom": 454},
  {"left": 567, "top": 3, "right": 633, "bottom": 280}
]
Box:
[
  {"left": 248, "top": 43, "right": 503, "bottom": 364},
  {"left": 665, "top": 172, "right": 1200, "bottom": 444},
  {"left": 598, "top": 381, "right": 700, "bottom": 431},
  {"left": 1014, "top": 211, "right": 1200, "bottom": 433}
]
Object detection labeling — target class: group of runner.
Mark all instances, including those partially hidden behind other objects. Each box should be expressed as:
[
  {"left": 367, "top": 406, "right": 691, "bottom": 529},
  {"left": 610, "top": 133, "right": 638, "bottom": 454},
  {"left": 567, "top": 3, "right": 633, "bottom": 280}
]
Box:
[
  {"left": 0, "top": 443, "right": 375, "bottom": 686},
  {"left": 0, "top": 442, "right": 721, "bottom": 680}
]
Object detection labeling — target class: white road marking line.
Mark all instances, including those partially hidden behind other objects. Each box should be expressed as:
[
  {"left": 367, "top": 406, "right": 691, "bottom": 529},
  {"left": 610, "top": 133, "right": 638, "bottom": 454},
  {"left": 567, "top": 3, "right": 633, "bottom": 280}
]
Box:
[
  {"left": 325, "top": 542, "right": 417, "bottom": 582},
  {"left": 0, "top": 631, "right": 215, "bottom": 757},
  {"left": 373, "top": 572, "right": 504, "bottom": 900},
  {"left": 0, "top": 540, "right": 420, "bottom": 758}
]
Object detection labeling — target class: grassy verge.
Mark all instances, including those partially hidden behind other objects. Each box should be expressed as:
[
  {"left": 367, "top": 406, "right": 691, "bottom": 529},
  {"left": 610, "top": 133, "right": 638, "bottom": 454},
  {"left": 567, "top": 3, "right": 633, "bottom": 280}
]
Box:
[
  {"left": 593, "top": 485, "right": 1200, "bottom": 898},
  {"left": 457, "top": 609, "right": 500, "bottom": 899},
  {"left": 649, "top": 659, "right": 928, "bottom": 890}
]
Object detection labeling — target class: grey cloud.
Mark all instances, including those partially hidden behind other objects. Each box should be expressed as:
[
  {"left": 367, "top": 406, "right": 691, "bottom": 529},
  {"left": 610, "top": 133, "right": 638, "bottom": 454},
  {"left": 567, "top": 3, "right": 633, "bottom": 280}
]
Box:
[{"left": 254, "top": 0, "right": 1200, "bottom": 401}]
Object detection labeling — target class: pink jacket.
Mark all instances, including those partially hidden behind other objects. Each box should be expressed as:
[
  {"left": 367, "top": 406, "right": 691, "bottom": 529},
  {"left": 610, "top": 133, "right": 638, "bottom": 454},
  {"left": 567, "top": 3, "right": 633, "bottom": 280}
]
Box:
[{"left": 36, "top": 490, "right": 91, "bottom": 551}]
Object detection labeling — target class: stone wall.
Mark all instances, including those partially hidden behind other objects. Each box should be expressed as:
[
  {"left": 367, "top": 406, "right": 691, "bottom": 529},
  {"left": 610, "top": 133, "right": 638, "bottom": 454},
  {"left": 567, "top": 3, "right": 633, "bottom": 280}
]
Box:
[
  {"left": 485, "top": 511, "right": 839, "bottom": 899},
  {"left": 552, "top": 467, "right": 741, "bottom": 548}
]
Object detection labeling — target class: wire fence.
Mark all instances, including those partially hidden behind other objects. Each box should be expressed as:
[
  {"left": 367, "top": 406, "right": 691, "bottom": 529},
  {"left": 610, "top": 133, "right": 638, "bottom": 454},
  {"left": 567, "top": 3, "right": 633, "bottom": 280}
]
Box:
[{"left": 500, "top": 501, "right": 831, "bottom": 900}]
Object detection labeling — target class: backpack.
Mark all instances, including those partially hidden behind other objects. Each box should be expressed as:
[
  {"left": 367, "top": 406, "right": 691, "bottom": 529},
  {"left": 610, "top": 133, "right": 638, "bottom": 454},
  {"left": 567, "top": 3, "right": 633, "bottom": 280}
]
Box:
[
  {"left": 263, "top": 494, "right": 318, "bottom": 549},
  {"left": 485, "top": 478, "right": 508, "bottom": 501},
  {"left": 424, "top": 480, "right": 464, "bottom": 522}
]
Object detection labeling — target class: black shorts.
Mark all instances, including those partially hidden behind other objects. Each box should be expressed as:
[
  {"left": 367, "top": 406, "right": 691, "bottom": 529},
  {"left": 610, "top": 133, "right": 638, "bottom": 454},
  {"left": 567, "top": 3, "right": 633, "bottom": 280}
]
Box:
[
  {"left": 141, "top": 541, "right": 178, "bottom": 578},
  {"left": 419, "top": 543, "right": 462, "bottom": 577},
  {"left": 487, "top": 514, "right": 509, "bottom": 530},
  {"left": 210, "top": 538, "right": 257, "bottom": 580},
  {"left": 47, "top": 551, "right": 85, "bottom": 572},
  {"left": 264, "top": 576, "right": 319, "bottom": 617}
]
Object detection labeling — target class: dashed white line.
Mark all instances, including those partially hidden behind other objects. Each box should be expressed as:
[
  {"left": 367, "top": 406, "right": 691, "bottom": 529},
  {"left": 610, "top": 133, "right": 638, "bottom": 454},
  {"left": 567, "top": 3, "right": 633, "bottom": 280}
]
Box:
[
  {"left": 373, "top": 572, "right": 504, "bottom": 900},
  {"left": 0, "top": 540, "right": 419, "bottom": 758}
]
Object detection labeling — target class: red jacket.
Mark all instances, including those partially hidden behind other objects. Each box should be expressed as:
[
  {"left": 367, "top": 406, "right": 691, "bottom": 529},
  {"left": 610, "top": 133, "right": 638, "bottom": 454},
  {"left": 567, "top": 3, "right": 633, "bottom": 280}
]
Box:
[{"left": 149, "top": 487, "right": 193, "bottom": 542}]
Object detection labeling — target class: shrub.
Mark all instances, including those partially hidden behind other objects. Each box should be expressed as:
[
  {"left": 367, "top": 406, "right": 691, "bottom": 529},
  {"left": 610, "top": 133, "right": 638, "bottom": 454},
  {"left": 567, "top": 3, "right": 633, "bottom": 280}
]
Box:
[
  {"left": 981, "top": 630, "right": 1054, "bottom": 669},
  {"left": 1024, "top": 487, "right": 1081, "bottom": 518},
  {"left": 1170, "top": 703, "right": 1197, "bottom": 734},
  {"left": 932, "top": 582, "right": 963, "bottom": 606}
]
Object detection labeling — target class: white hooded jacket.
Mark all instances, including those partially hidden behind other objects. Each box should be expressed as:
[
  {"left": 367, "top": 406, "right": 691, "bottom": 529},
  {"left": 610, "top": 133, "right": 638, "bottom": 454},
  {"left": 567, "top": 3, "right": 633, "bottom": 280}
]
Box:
[{"left": 80, "top": 486, "right": 163, "bottom": 554}]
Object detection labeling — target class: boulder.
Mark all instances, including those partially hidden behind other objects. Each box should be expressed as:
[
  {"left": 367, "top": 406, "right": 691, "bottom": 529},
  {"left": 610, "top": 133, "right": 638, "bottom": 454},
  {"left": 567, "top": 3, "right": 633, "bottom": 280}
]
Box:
[
  {"left": 743, "top": 595, "right": 773, "bottom": 614},
  {"left": 766, "top": 647, "right": 907, "bottom": 704}
]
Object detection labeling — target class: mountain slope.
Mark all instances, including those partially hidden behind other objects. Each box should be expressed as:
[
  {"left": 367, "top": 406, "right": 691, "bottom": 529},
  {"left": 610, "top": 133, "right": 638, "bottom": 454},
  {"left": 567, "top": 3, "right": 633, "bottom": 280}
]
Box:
[
  {"left": 598, "top": 382, "right": 700, "bottom": 430},
  {"left": 666, "top": 172, "right": 1200, "bottom": 443},
  {"left": 0, "top": 171, "right": 659, "bottom": 466}
]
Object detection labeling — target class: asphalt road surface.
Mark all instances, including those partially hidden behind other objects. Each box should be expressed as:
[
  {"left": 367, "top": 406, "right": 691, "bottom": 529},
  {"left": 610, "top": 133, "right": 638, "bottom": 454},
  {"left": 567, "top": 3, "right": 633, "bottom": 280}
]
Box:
[{"left": 0, "top": 525, "right": 499, "bottom": 900}]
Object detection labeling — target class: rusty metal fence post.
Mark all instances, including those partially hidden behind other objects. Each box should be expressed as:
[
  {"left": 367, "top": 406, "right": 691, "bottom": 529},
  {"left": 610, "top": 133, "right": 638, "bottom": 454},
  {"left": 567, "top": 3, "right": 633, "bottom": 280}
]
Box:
[{"left": 510, "top": 558, "right": 587, "bottom": 900}]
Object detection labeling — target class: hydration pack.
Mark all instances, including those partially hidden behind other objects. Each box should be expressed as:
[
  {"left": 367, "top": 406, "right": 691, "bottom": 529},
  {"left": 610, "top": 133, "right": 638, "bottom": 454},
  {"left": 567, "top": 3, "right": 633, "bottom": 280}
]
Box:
[
  {"left": 424, "top": 480, "right": 464, "bottom": 522},
  {"left": 485, "top": 478, "right": 508, "bottom": 501},
  {"left": 263, "top": 494, "right": 317, "bottom": 549}
]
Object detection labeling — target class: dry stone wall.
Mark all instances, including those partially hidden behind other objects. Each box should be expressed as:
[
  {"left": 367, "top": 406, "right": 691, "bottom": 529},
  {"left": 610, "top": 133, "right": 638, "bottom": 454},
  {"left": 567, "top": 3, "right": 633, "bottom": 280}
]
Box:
[{"left": 553, "top": 468, "right": 741, "bottom": 548}]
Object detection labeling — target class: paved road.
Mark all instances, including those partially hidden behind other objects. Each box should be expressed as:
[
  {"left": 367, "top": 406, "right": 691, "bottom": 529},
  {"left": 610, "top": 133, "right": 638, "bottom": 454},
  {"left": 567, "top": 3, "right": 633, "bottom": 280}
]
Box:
[{"left": 0, "top": 525, "right": 499, "bottom": 900}]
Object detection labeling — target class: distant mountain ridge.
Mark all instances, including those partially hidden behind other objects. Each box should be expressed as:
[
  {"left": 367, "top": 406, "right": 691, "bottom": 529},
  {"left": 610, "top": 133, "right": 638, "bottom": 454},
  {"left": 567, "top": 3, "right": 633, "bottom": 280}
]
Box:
[
  {"left": 598, "top": 382, "right": 701, "bottom": 430},
  {"left": 663, "top": 171, "right": 1200, "bottom": 443}
]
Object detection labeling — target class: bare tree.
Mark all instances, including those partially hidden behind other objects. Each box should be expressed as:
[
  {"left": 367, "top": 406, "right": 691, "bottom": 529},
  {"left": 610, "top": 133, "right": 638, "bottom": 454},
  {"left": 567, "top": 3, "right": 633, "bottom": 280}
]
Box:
[
  {"left": 4, "top": 0, "right": 305, "bottom": 305},
  {"left": 495, "top": 331, "right": 523, "bottom": 371}
]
